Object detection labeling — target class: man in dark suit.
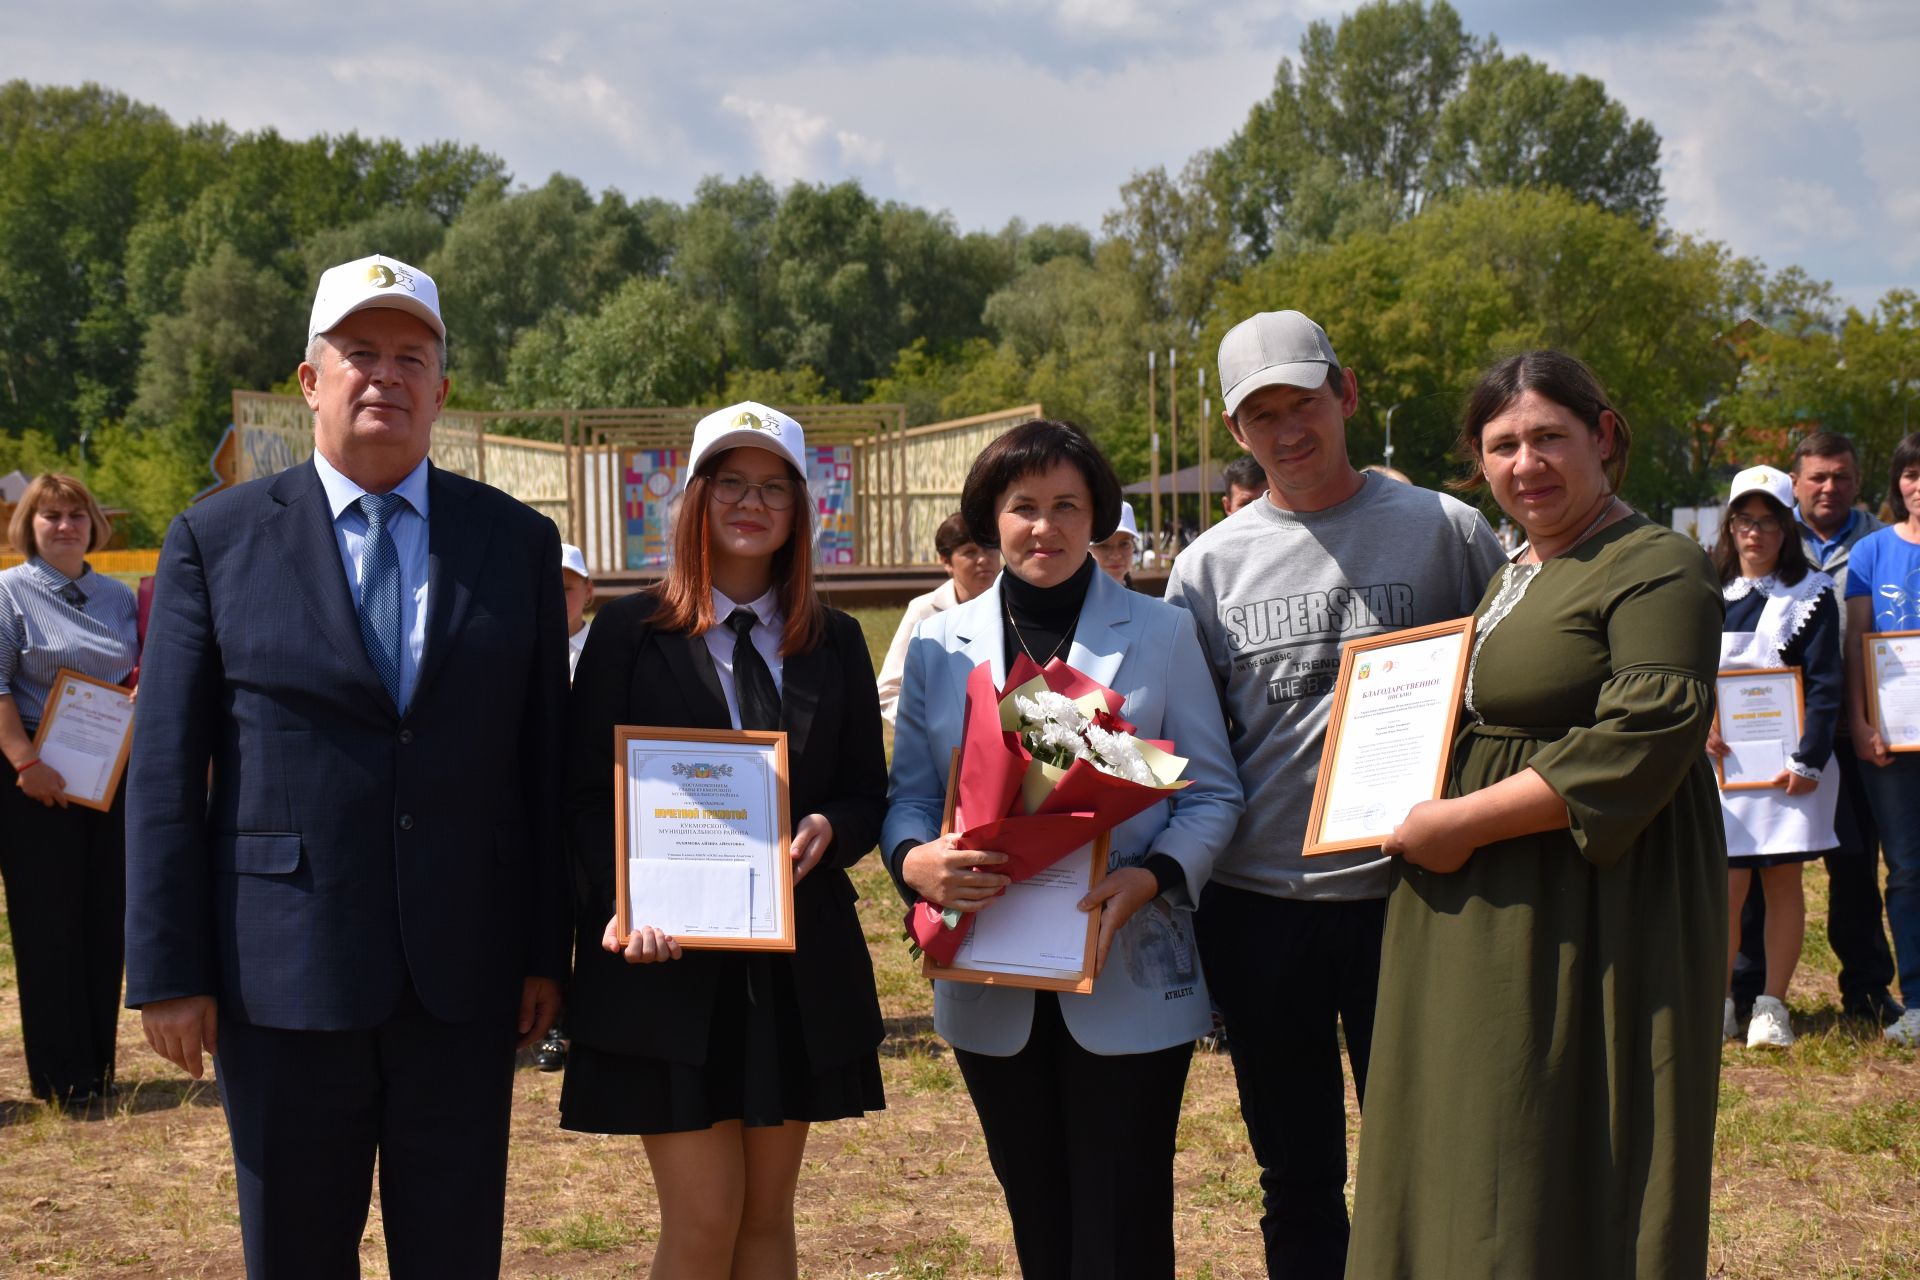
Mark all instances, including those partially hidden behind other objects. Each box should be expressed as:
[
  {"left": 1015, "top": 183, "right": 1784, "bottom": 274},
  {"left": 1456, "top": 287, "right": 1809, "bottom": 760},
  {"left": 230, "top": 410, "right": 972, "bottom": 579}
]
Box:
[{"left": 125, "top": 254, "right": 570, "bottom": 1277}]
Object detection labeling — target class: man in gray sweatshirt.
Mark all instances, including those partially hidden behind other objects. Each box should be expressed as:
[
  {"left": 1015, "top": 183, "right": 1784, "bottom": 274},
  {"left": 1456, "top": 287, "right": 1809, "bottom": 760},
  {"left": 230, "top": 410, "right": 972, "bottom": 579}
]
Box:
[{"left": 1164, "top": 310, "right": 1504, "bottom": 1280}]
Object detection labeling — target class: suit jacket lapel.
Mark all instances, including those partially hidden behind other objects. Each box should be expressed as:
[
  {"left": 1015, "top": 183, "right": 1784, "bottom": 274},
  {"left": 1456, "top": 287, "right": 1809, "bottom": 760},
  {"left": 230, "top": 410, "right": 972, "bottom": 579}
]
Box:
[
  {"left": 779, "top": 641, "right": 823, "bottom": 758},
  {"left": 952, "top": 582, "right": 1006, "bottom": 689},
  {"left": 411, "top": 465, "right": 487, "bottom": 709},
  {"left": 658, "top": 629, "right": 734, "bottom": 730},
  {"left": 1066, "top": 569, "right": 1131, "bottom": 692},
  {"left": 261, "top": 460, "right": 390, "bottom": 713}
]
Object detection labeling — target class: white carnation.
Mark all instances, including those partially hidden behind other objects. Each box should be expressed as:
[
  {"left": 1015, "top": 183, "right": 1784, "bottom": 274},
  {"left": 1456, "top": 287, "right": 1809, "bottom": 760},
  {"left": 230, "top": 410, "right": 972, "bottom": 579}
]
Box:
[{"left": 1085, "top": 724, "right": 1155, "bottom": 785}]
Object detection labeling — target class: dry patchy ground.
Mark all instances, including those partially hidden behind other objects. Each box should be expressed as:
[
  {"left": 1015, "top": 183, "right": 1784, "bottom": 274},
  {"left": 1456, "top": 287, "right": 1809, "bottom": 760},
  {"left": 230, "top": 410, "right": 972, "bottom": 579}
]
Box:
[
  {"left": 2, "top": 859, "right": 1916, "bottom": 1278},
  {"left": 2, "top": 606, "right": 1916, "bottom": 1276}
]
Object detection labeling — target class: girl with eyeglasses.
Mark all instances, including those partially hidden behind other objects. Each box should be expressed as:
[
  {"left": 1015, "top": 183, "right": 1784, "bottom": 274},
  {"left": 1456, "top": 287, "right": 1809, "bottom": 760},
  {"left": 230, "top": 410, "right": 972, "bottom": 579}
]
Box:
[
  {"left": 560, "top": 402, "right": 888, "bottom": 1276},
  {"left": 1705, "top": 466, "right": 1842, "bottom": 1050}
]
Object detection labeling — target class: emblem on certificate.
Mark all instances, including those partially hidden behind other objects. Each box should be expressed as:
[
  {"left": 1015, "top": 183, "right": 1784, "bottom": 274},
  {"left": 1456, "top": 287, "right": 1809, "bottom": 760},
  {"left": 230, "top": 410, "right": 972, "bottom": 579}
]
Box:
[
  {"left": 1864, "top": 630, "right": 1920, "bottom": 753},
  {"left": 1713, "top": 667, "right": 1806, "bottom": 788},
  {"left": 613, "top": 726, "right": 795, "bottom": 951},
  {"left": 1302, "top": 617, "right": 1475, "bottom": 857},
  {"left": 28, "top": 668, "right": 136, "bottom": 811}
]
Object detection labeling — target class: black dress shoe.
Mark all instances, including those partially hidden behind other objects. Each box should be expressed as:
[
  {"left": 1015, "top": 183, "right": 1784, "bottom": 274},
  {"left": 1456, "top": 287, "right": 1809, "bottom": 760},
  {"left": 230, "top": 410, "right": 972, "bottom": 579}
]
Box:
[
  {"left": 534, "top": 1027, "right": 568, "bottom": 1072},
  {"left": 1842, "top": 990, "right": 1907, "bottom": 1027}
]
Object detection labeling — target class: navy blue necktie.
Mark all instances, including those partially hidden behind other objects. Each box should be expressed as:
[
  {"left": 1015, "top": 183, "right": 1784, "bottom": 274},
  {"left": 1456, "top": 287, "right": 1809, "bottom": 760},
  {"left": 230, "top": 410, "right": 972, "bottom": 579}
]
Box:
[
  {"left": 726, "top": 608, "right": 781, "bottom": 731},
  {"left": 357, "top": 493, "right": 405, "bottom": 708}
]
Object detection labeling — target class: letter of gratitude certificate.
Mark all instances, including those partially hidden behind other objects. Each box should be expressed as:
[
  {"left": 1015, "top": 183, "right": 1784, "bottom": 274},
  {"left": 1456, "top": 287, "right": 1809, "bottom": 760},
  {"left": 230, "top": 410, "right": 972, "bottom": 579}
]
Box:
[
  {"left": 31, "top": 670, "right": 135, "bottom": 811},
  {"left": 1715, "top": 668, "right": 1803, "bottom": 788},
  {"left": 1866, "top": 632, "right": 1920, "bottom": 753},
  {"left": 1304, "top": 618, "right": 1474, "bottom": 856},
  {"left": 616, "top": 728, "right": 794, "bottom": 950}
]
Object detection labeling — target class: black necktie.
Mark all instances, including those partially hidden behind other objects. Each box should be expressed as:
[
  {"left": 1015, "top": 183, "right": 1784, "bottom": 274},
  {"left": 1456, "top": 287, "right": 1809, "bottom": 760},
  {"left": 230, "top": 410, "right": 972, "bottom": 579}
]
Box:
[{"left": 726, "top": 607, "right": 781, "bottom": 731}]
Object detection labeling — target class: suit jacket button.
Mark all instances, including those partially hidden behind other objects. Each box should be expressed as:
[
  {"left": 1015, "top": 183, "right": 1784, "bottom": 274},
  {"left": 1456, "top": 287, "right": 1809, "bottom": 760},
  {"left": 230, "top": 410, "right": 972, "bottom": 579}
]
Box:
[
  {"left": 399, "top": 729, "right": 414, "bottom": 745},
  {"left": 398, "top": 814, "right": 414, "bottom": 830}
]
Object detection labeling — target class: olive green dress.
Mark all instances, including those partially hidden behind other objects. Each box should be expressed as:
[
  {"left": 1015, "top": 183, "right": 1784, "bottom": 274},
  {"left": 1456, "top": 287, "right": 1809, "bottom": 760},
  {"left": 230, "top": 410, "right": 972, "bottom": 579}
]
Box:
[{"left": 1347, "top": 516, "right": 1727, "bottom": 1280}]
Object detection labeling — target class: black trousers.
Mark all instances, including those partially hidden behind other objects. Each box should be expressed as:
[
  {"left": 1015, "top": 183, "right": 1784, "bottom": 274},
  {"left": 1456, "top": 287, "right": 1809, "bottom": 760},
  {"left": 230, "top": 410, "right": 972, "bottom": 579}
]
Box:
[
  {"left": 953, "top": 992, "right": 1192, "bottom": 1280},
  {"left": 1195, "top": 885, "right": 1385, "bottom": 1280},
  {"left": 0, "top": 778, "right": 125, "bottom": 1101},
  {"left": 214, "top": 986, "right": 519, "bottom": 1279},
  {"left": 1733, "top": 739, "right": 1898, "bottom": 1011}
]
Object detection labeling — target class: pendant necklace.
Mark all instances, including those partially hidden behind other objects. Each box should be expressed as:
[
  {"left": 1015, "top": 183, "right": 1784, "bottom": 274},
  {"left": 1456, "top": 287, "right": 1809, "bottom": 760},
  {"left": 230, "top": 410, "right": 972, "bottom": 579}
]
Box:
[{"left": 1004, "top": 589, "right": 1072, "bottom": 667}]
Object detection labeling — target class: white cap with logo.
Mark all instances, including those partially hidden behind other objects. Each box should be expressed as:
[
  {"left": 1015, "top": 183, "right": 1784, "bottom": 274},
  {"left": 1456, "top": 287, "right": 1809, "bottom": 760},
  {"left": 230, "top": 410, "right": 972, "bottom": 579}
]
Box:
[
  {"left": 308, "top": 254, "right": 445, "bottom": 347},
  {"left": 1727, "top": 464, "right": 1794, "bottom": 510},
  {"left": 560, "top": 543, "right": 589, "bottom": 580},
  {"left": 1217, "top": 310, "right": 1340, "bottom": 415},
  {"left": 687, "top": 401, "right": 807, "bottom": 476}
]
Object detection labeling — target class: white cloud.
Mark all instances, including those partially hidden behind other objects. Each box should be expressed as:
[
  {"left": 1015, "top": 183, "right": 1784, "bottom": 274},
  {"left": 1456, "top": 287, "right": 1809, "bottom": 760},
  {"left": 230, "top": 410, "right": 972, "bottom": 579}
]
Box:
[{"left": 719, "top": 95, "right": 831, "bottom": 185}]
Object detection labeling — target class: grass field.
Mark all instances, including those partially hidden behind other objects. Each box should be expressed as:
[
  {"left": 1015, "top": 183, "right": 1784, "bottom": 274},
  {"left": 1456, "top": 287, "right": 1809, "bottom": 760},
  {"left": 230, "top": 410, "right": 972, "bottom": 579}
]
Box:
[{"left": 2, "top": 603, "right": 1916, "bottom": 1277}]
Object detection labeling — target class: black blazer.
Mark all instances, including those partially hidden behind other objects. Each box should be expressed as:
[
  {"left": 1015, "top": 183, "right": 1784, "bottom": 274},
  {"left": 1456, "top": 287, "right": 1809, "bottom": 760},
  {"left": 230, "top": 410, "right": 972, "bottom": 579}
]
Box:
[
  {"left": 563, "top": 591, "right": 886, "bottom": 1068},
  {"left": 124, "top": 459, "right": 572, "bottom": 1029}
]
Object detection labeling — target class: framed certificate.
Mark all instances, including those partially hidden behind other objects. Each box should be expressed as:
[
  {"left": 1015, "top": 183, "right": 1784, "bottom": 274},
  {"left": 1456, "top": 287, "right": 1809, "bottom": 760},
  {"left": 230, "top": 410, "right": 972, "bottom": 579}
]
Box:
[
  {"left": 614, "top": 726, "right": 795, "bottom": 951},
  {"left": 922, "top": 751, "right": 1105, "bottom": 994},
  {"left": 1864, "top": 631, "right": 1920, "bottom": 753},
  {"left": 1302, "top": 617, "right": 1475, "bottom": 857},
  {"left": 1714, "top": 667, "right": 1806, "bottom": 789},
  {"left": 29, "top": 669, "right": 135, "bottom": 811}
]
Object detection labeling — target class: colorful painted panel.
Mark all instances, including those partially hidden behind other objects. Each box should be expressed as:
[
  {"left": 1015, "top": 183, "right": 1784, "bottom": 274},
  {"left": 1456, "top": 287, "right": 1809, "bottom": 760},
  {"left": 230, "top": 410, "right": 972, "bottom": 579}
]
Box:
[{"left": 623, "top": 444, "right": 857, "bottom": 568}]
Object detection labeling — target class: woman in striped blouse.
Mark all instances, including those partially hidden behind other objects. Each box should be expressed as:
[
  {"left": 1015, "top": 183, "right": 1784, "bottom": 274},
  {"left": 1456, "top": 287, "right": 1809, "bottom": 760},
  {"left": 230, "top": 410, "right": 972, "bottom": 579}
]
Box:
[{"left": 0, "top": 474, "right": 139, "bottom": 1106}]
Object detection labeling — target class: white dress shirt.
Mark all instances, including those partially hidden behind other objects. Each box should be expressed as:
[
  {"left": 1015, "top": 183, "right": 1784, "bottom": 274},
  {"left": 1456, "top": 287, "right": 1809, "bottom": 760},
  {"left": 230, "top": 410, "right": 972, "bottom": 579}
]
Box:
[
  {"left": 313, "top": 449, "right": 431, "bottom": 710},
  {"left": 701, "top": 587, "right": 784, "bottom": 730}
]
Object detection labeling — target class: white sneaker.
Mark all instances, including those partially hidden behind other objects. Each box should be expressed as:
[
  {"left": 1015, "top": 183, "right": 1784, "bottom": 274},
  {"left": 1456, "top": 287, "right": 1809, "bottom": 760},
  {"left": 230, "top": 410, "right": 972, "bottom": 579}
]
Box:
[
  {"left": 1884, "top": 1008, "right": 1920, "bottom": 1048},
  {"left": 1723, "top": 997, "right": 1738, "bottom": 1040},
  {"left": 1746, "top": 996, "right": 1794, "bottom": 1049}
]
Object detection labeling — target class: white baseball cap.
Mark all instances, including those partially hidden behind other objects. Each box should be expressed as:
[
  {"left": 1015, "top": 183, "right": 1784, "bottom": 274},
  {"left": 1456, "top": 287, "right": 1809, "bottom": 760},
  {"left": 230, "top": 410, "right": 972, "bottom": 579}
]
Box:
[
  {"left": 1727, "top": 464, "right": 1794, "bottom": 510},
  {"left": 1113, "top": 501, "right": 1140, "bottom": 541},
  {"left": 560, "top": 543, "right": 589, "bottom": 580},
  {"left": 308, "top": 254, "right": 445, "bottom": 347},
  {"left": 1218, "top": 310, "right": 1340, "bottom": 415},
  {"left": 687, "top": 401, "right": 807, "bottom": 476}
]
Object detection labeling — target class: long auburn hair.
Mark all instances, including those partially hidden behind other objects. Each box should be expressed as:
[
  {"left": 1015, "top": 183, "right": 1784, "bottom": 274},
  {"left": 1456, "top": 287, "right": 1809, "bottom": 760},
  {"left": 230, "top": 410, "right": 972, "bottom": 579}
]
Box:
[{"left": 651, "top": 451, "right": 827, "bottom": 654}]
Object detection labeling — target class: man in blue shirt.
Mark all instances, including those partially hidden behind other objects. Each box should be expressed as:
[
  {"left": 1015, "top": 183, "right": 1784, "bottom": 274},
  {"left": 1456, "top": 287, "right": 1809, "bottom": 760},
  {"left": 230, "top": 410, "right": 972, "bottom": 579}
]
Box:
[{"left": 1731, "top": 430, "right": 1904, "bottom": 1028}]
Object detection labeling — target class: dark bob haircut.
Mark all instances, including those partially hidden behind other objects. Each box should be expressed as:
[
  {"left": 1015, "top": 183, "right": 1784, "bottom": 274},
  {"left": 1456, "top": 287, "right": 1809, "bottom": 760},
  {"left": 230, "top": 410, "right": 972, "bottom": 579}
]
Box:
[
  {"left": 1453, "top": 350, "right": 1632, "bottom": 495},
  {"left": 1710, "top": 489, "right": 1809, "bottom": 587},
  {"left": 960, "top": 419, "right": 1123, "bottom": 549},
  {"left": 933, "top": 511, "right": 974, "bottom": 560},
  {"left": 1887, "top": 431, "right": 1920, "bottom": 523}
]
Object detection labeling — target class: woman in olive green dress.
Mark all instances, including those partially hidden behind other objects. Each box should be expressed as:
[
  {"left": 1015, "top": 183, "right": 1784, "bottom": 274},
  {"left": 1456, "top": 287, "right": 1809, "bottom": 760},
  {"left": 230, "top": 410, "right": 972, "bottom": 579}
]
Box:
[{"left": 1347, "top": 352, "right": 1725, "bottom": 1280}]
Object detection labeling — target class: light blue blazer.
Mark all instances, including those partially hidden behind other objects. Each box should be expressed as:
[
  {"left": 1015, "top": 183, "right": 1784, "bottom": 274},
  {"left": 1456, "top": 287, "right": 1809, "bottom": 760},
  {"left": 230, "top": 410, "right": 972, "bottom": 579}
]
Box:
[{"left": 883, "top": 568, "right": 1243, "bottom": 1056}]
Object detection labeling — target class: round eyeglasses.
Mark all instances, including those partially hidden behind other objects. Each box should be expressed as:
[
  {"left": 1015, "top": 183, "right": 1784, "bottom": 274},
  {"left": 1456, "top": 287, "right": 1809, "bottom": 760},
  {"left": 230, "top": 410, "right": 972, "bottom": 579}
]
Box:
[{"left": 711, "top": 475, "right": 795, "bottom": 510}]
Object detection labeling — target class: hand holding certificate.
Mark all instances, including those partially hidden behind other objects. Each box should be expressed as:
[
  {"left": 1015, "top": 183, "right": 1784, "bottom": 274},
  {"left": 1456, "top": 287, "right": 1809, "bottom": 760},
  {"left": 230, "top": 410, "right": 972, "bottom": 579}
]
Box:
[
  {"left": 909, "top": 653, "right": 1190, "bottom": 992},
  {"left": 1864, "top": 631, "right": 1920, "bottom": 753},
  {"left": 1303, "top": 618, "right": 1475, "bottom": 856},
  {"left": 1714, "top": 667, "right": 1805, "bottom": 789},
  {"left": 28, "top": 669, "right": 136, "bottom": 810},
  {"left": 615, "top": 726, "right": 795, "bottom": 951}
]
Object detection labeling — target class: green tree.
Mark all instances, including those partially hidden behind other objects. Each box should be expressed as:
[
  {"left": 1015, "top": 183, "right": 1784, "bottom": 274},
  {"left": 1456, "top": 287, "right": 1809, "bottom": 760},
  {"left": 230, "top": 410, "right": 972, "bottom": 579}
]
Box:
[
  {"left": 504, "top": 276, "right": 724, "bottom": 410},
  {"left": 1207, "top": 187, "right": 1754, "bottom": 514},
  {"left": 1429, "top": 53, "right": 1663, "bottom": 225},
  {"left": 1206, "top": 2, "right": 1662, "bottom": 259}
]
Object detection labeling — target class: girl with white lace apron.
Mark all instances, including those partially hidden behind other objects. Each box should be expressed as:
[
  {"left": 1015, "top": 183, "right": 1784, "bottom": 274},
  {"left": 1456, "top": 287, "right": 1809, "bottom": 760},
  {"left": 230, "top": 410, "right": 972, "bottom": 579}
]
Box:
[{"left": 1708, "top": 466, "right": 1843, "bottom": 1049}]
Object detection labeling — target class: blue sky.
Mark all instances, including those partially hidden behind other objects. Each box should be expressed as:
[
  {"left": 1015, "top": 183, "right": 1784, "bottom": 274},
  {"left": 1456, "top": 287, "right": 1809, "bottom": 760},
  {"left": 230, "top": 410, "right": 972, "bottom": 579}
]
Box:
[{"left": 4, "top": 0, "right": 1914, "bottom": 310}]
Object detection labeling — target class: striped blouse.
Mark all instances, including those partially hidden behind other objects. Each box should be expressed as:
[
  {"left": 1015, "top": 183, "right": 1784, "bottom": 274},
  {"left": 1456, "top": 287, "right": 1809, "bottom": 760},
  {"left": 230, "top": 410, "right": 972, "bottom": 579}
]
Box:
[{"left": 0, "top": 558, "right": 139, "bottom": 729}]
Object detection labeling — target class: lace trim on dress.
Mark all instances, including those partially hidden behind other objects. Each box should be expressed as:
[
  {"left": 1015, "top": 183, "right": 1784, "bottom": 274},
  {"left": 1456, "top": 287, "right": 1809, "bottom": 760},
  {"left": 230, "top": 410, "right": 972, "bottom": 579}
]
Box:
[
  {"left": 1723, "top": 572, "right": 1833, "bottom": 669},
  {"left": 1466, "top": 561, "right": 1543, "bottom": 719}
]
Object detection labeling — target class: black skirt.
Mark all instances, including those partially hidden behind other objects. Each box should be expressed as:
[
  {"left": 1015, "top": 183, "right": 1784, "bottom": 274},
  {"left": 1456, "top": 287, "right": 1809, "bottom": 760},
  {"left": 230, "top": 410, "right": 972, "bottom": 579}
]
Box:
[{"left": 559, "top": 952, "right": 884, "bottom": 1135}]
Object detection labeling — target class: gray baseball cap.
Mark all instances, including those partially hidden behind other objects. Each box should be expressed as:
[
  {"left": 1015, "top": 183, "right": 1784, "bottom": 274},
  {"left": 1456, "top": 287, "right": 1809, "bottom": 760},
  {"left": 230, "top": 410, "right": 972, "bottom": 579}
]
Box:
[{"left": 1217, "top": 310, "right": 1340, "bottom": 415}]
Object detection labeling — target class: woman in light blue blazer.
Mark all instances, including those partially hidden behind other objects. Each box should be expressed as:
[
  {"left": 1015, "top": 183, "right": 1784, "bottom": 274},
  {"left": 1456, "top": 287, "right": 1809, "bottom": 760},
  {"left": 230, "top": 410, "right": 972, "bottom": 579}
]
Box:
[{"left": 884, "top": 419, "right": 1243, "bottom": 1279}]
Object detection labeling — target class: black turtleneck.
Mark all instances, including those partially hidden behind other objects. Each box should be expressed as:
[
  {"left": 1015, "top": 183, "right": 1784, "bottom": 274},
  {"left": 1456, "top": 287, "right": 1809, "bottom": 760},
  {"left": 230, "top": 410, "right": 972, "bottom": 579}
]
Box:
[{"left": 1000, "top": 553, "right": 1095, "bottom": 671}]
